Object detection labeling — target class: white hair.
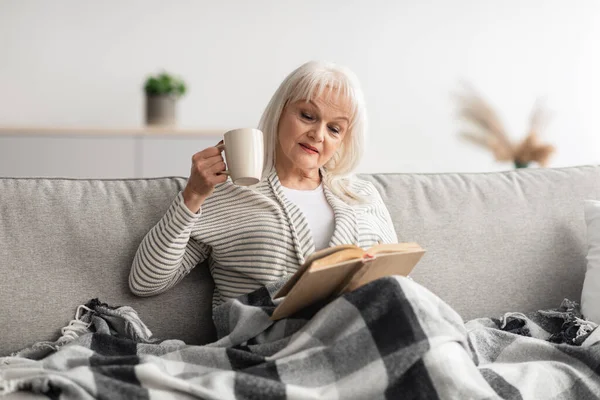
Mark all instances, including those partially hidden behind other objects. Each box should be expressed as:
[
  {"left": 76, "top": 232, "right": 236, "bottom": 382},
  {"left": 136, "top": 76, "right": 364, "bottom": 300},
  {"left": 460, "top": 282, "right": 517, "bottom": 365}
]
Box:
[{"left": 258, "top": 60, "right": 367, "bottom": 204}]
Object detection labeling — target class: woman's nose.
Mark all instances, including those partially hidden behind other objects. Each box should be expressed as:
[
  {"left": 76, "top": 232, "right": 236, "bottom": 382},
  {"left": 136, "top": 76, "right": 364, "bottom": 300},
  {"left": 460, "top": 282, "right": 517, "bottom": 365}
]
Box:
[{"left": 308, "top": 124, "right": 326, "bottom": 141}]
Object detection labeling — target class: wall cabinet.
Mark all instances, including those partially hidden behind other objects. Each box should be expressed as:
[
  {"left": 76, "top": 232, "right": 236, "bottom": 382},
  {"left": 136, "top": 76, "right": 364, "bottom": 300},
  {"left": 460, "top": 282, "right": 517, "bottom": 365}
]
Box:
[{"left": 0, "top": 127, "right": 221, "bottom": 179}]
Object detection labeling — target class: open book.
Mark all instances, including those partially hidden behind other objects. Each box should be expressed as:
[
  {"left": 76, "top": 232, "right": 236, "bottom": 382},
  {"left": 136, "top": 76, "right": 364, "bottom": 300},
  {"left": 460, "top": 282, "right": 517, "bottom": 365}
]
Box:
[{"left": 271, "top": 242, "right": 425, "bottom": 320}]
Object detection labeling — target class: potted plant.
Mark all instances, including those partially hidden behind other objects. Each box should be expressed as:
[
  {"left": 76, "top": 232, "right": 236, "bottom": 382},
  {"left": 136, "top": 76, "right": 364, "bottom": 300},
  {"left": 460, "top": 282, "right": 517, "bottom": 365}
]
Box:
[{"left": 143, "top": 71, "right": 187, "bottom": 126}]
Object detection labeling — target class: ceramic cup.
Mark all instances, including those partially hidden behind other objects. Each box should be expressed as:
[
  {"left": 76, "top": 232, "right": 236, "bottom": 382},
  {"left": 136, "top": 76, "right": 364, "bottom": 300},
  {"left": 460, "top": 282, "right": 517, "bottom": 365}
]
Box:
[{"left": 216, "top": 128, "right": 264, "bottom": 186}]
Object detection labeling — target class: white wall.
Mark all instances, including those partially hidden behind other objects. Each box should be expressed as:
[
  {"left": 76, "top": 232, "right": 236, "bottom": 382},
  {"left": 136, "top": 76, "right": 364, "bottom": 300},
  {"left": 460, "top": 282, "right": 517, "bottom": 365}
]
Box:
[{"left": 1, "top": 0, "right": 599, "bottom": 174}]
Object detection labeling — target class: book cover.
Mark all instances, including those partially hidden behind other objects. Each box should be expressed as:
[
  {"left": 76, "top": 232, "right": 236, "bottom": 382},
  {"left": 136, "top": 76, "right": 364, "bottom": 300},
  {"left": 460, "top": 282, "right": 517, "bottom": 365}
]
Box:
[{"left": 271, "top": 242, "right": 425, "bottom": 320}]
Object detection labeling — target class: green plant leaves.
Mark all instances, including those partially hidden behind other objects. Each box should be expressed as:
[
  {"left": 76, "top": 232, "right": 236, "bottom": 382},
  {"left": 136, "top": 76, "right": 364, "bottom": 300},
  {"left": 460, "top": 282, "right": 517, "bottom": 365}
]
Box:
[{"left": 144, "top": 71, "right": 187, "bottom": 97}]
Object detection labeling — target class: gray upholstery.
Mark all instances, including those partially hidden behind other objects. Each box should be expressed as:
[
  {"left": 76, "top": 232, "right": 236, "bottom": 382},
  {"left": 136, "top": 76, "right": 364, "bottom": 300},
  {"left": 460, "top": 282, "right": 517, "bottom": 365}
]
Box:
[
  {"left": 0, "top": 177, "right": 215, "bottom": 357},
  {"left": 360, "top": 165, "right": 600, "bottom": 320},
  {"left": 1, "top": 165, "right": 599, "bottom": 356}
]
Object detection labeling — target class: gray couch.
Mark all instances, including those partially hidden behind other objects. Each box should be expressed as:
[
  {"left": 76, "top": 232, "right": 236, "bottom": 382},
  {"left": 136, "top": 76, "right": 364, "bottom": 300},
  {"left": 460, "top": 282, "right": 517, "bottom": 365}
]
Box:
[{"left": 2, "top": 165, "right": 599, "bottom": 357}]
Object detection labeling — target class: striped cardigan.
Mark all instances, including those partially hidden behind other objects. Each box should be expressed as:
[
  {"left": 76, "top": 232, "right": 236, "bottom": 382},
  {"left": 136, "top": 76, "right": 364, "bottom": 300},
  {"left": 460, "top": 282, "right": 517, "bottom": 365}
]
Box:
[{"left": 129, "top": 170, "right": 398, "bottom": 309}]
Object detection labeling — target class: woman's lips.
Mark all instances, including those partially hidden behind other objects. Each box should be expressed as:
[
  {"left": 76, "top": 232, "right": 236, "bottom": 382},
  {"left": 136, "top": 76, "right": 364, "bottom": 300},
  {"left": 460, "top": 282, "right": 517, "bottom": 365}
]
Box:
[{"left": 299, "top": 143, "right": 318, "bottom": 154}]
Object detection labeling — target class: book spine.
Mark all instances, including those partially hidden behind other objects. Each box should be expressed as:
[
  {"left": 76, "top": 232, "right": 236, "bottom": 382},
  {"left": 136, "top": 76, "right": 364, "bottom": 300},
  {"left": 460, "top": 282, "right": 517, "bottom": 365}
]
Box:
[{"left": 334, "top": 259, "right": 374, "bottom": 295}]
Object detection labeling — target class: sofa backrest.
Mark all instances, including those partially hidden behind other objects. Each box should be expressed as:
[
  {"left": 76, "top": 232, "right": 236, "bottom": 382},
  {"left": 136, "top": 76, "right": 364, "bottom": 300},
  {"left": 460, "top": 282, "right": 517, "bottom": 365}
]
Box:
[
  {"left": 1, "top": 165, "right": 599, "bottom": 356},
  {"left": 359, "top": 165, "right": 600, "bottom": 321},
  {"left": 0, "top": 177, "right": 215, "bottom": 356}
]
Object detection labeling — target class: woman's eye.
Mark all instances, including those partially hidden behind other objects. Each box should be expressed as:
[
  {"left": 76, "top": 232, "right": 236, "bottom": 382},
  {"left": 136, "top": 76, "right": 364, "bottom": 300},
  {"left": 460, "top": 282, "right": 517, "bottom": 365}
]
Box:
[
  {"left": 329, "top": 126, "right": 340, "bottom": 134},
  {"left": 301, "top": 112, "right": 315, "bottom": 121}
]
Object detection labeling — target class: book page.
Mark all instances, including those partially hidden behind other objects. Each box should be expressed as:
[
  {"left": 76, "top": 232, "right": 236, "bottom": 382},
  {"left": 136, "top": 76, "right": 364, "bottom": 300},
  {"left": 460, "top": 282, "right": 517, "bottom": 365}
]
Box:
[
  {"left": 304, "top": 244, "right": 359, "bottom": 266},
  {"left": 368, "top": 242, "right": 423, "bottom": 255},
  {"left": 341, "top": 250, "right": 425, "bottom": 293},
  {"left": 271, "top": 258, "right": 363, "bottom": 320},
  {"left": 273, "top": 244, "right": 359, "bottom": 299},
  {"left": 309, "top": 248, "right": 365, "bottom": 271}
]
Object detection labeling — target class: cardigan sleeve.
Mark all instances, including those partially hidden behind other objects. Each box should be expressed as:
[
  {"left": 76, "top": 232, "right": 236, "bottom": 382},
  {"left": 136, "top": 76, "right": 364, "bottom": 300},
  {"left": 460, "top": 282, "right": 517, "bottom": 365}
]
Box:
[{"left": 128, "top": 191, "right": 211, "bottom": 297}]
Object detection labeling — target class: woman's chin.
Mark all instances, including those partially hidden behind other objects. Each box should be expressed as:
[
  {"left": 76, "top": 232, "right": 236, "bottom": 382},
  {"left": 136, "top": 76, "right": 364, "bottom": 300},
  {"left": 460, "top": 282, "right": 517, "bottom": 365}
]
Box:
[{"left": 290, "top": 158, "right": 320, "bottom": 172}]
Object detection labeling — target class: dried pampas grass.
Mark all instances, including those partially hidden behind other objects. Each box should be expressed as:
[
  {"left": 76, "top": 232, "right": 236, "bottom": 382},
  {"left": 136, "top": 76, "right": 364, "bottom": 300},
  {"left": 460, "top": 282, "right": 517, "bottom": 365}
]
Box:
[{"left": 454, "top": 82, "right": 555, "bottom": 168}]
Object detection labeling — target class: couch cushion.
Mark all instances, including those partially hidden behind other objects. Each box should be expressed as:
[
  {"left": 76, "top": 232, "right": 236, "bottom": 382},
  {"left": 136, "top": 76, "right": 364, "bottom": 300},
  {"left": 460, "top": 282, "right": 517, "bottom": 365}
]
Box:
[
  {"left": 360, "top": 165, "right": 600, "bottom": 321},
  {"left": 581, "top": 200, "right": 600, "bottom": 323},
  {"left": 0, "top": 177, "right": 216, "bottom": 356},
  {"left": 3, "top": 166, "right": 600, "bottom": 356}
]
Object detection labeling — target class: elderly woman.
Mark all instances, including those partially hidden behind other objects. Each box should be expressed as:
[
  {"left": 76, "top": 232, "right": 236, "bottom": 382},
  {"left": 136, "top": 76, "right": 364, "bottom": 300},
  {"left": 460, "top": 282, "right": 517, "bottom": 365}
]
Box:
[{"left": 129, "top": 60, "right": 398, "bottom": 309}]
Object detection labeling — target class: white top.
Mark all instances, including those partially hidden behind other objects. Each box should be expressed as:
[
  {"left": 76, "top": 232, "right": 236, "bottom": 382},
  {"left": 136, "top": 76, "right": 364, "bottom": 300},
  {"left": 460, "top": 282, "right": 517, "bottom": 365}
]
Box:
[{"left": 281, "top": 183, "right": 336, "bottom": 251}]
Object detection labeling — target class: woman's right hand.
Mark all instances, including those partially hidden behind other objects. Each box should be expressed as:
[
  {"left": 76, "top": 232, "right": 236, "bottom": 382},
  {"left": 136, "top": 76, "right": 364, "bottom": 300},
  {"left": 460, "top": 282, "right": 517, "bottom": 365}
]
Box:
[{"left": 182, "top": 143, "right": 227, "bottom": 213}]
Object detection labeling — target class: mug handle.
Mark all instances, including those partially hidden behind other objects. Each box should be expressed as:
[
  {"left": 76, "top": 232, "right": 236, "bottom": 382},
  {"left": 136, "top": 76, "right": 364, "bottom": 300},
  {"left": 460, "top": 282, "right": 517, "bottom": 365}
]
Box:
[{"left": 215, "top": 142, "right": 230, "bottom": 176}]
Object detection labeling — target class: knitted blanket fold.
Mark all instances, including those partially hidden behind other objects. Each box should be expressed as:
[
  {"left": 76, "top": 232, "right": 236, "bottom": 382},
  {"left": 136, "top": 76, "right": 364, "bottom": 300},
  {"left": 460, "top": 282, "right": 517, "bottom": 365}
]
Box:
[{"left": 2, "top": 277, "right": 600, "bottom": 399}]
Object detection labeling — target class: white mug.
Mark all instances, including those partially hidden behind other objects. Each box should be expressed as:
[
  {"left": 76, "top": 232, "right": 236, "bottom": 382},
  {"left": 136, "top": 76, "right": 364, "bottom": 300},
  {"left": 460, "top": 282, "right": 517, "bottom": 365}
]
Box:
[{"left": 217, "top": 128, "right": 264, "bottom": 186}]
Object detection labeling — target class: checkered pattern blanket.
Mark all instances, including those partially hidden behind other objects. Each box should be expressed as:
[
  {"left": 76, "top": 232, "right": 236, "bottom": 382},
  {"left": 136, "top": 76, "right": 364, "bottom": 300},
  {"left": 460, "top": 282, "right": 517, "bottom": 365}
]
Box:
[{"left": 2, "top": 276, "right": 600, "bottom": 399}]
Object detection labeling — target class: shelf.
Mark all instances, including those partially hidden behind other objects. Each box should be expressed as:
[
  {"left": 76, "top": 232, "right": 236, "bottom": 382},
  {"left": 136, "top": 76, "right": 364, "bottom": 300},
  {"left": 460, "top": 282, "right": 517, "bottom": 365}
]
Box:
[{"left": 0, "top": 126, "right": 224, "bottom": 137}]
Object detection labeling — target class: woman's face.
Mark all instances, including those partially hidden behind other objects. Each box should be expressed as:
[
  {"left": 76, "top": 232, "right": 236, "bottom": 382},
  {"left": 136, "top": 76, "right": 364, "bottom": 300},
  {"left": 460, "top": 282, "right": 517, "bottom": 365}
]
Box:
[{"left": 276, "top": 88, "right": 351, "bottom": 175}]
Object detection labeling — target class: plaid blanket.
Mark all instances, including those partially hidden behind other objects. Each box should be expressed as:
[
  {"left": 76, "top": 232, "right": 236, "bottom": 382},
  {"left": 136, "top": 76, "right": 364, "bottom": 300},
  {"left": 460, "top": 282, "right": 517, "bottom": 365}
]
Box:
[{"left": 2, "top": 276, "right": 600, "bottom": 399}]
